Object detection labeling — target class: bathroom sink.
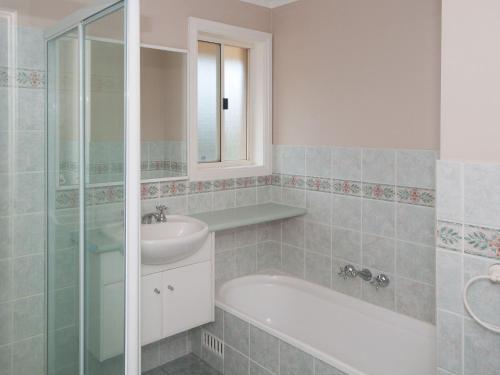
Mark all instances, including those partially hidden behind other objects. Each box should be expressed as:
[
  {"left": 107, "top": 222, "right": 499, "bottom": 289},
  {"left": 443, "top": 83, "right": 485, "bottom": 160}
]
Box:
[{"left": 141, "top": 215, "right": 209, "bottom": 265}]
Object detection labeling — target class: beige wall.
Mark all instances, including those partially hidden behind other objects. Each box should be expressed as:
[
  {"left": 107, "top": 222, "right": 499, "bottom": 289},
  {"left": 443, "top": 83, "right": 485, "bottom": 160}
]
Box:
[
  {"left": 441, "top": 0, "right": 500, "bottom": 163},
  {"left": 141, "top": 48, "right": 187, "bottom": 142},
  {"left": 141, "top": 0, "right": 272, "bottom": 48},
  {"left": 272, "top": 0, "right": 441, "bottom": 149}
]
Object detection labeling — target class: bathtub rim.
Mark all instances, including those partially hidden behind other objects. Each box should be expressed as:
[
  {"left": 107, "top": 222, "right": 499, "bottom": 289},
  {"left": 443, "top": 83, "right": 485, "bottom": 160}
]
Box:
[{"left": 215, "top": 272, "right": 436, "bottom": 375}]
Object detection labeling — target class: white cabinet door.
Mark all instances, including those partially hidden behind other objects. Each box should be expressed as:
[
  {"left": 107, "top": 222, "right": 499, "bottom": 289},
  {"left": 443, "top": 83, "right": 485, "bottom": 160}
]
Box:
[
  {"left": 141, "top": 272, "right": 163, "bottom": 345},
  {"left": 162, "top": 261, "right": 212, "bottom": 337}
]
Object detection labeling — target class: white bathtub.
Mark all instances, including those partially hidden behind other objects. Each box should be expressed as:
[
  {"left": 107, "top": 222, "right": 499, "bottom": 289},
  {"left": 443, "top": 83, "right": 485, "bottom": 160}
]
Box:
[{"left": 216, "top": 274, "right": 436, "bottom": 375}]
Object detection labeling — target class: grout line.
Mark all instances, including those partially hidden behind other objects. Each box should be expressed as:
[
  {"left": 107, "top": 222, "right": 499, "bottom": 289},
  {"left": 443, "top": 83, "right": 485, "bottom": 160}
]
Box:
[
  {"left": 460, "top": 162, "right": 465, "bottom": 375},
  {"left": 394, "top": 149, "right": 399, "bottom": 311}
]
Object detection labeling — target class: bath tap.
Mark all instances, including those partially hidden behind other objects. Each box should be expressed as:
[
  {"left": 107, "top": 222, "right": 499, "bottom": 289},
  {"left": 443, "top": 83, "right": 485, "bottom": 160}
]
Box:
[
  {"left": 370, "top": 274, "right": 390, "bottom": 289},
  {"left": 141, "top": 204, "right": 169, "bottom": 224},
  {"left": 338, "top": 265, "right": 372, "bottom": 281}
]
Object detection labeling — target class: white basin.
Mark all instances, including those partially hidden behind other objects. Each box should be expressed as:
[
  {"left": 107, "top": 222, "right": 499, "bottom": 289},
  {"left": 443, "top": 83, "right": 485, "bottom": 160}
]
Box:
[{"left": 141, "top": 215, "right": 209, "bottom": 265}]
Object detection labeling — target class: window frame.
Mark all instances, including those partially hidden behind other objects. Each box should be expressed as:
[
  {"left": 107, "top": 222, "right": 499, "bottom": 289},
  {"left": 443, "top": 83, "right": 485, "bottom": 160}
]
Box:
[{"left": 188, "top": 17, "right": 272, "bottom": 181}]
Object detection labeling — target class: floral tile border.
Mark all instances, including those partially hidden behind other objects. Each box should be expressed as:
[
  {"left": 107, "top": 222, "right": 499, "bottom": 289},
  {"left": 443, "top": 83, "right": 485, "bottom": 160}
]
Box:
[
  {"left": 189, "top": 181, "right": 213, "bottom": 194},
  {"left": 436, "top": 220, "right": 463, "bottom": 252},
  {"left": 160, "top": 181, "right": 188, "bottom": 197},
  {"left": 282, "top": 174, "right": 305, "bottom": 189},
  {"left": 213, "top": 178, "right": 235, "bottom": 191},
  {"left": 306, "top": 176, "right": 331, "bottom": 193},
  {"left": 362, "top": 183, "right": 395, "bottom": 201},
  {"left": 396, "top": 186, "right": 435, "bottom": 207},
  {"left": 56, "top": 175, "right": 273, "bottom": 208},
  {"left": 271, "top": 173, "right": 435, "bottom": 206},
  {"left": 436, "top": 221, "right": 500, "bottom": 259},
  {"left": 0, "top": 67, "right": 46, "bottom": 89},
  {"left": 272, "top": 174, "right": 281, "bottom": 186},
  {"left": 464, "top": 224, "right": 500, "bottom": 259},
  {"left": 332, "top": 179, "right": 361, "bottom": 196},
  {"left": 257, "top": 175, "right": 272, "bottom": 186},
  {"left": 141, "top": 183, "right": 160, "bottom": 200},
  {"left": 55, "top": 189, "right": 79, "bottom": 209}
]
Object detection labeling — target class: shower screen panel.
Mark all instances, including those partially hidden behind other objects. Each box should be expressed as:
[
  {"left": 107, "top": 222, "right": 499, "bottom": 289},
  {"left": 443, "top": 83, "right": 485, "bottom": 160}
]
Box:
[{"left": 47, "top": 3, "right": 128, "bottom": 375}]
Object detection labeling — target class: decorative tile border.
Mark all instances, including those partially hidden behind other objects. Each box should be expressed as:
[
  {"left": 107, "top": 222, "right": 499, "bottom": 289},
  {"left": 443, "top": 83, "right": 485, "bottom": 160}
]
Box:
[
  {"left": 236, "top": 176, "right": 256, "bottom": 188},
  {"left": 397, "top": 186, "right": 435, "bottom": 207},
  {"left": 436, "top": 220, "right": 500, "bottom": 259},
  {"left": 272, "top": 173, "right": 435, "bottom": 206},
  {"left": 189, "top": 181, "right": 213, "bottom": 194},
  {"left": 0, "top": 67, "right": 46, "bottom": 89},
  {"left": 272, "top": 174, "right": 281, "bottom": 186},
  {"left": 436, "top": 220, "right": 463, "bottom": 252},
  {"left": 362, "top": 182, "right": 395, "bottom": 201},
  {"left": 55, "top": 175, "right": 273, "bottom": 209},
  {"left": 56, "top": 173, "right": 433, "bottom": 209},
  {"left": 160, "top": 181, "right": 188, "bottom": 197},
  {"left": 331, "top": 179, "right": 361, "bottom": 196},
  {"left": 214, "top": 178, "right": 235, "bottom": 191},
  {"left": 282, "top": 174, "right": 305, "bottom": 189},
  {"left": 464, "top": 224, "right": 500, "bottom": 259},
  {"left": 306, "top": 176, "right": 331, "bottom": 193},
  {"left": 257, "top": 175, "right": 272, "bottom": 186}
]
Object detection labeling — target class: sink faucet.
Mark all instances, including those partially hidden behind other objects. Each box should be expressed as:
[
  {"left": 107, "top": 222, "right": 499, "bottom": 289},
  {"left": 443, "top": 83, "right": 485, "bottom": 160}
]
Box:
[{"left": 142, "top": 205, "right": 168, "bottom": 224}]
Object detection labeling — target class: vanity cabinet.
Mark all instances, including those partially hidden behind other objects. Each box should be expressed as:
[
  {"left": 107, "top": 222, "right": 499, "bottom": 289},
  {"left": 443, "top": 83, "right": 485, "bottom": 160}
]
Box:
[
  {"left": 141, "top": 261, "right": 213, "bottom": 345},
  {"left": 141, "top": 234, "right": 214, "bottom": 346}
]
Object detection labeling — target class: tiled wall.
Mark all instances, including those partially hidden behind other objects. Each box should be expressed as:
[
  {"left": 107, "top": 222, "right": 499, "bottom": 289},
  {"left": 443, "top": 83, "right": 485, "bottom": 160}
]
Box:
[
  {"left": 139, "top": 176, "right": 273, "bottom": 217},
  {"left": 140, "top": 144, "right": 438, "bottom": 371},
  {"left": 269, "top": 145, "right": 438, "bottom": 324},
  {"left": 436, "top": 161, "right": 500, "bottom": 375},
  {"left": 139, "top": 177, "right": 274, "bottom": 370},
  {"left": 188, "top": 307, "right": 347, "bottom": 375},
  {"left": 59, "top": 140, "right": 187, "bottom": 186},
  {"left": 141, "top": 332, "right": 191, "bottom": 373},
  {"left": 0, "top": 26, "right": 46, "bottom": 375},
  {"left": 214, "top": 222, "right": 282, "bottom": 290}
]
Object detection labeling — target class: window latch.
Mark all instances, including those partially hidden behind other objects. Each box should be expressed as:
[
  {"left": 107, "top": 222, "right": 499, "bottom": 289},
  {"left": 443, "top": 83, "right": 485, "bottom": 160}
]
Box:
[{"left": 223, "top": 98, "right": 229, "bottom": 110}]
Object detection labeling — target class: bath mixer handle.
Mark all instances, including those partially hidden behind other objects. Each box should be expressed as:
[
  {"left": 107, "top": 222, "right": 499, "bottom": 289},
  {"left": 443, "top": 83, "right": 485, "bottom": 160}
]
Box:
[
  {"left": 371, "top": 274, "right": 390, "bottom": 289},
  {"left": 338, "top": 265, "right": 357, "bottom": 280}
]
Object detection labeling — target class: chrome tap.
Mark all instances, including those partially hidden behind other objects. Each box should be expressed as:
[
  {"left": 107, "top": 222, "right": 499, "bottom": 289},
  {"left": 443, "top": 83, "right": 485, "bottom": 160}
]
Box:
[
  {"left": 155, "top": 205, "right": 168, "bottom": 222},
  {"left": 371, "top": 274, "right": 390, "bottom": 289},
  {"left": 338, "top": 265, "right": 372, "bottom": 281},
  {"left": 141, "top": 205, "right": 169, "bottom": 224}
]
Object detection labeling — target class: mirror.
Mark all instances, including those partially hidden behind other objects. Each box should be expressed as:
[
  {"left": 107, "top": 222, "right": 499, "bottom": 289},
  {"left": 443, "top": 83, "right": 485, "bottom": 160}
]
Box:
[
  {"left": 55, "top": 43, "right": 188, "bottom": 188},
  {"left": 140, "top": 46, "right": 188, "bottom": 181}
]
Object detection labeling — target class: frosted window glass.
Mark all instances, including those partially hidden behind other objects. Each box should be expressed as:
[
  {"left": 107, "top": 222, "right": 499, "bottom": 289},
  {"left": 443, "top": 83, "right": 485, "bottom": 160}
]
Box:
[
  {"left": 197, "top": 41, "right": 220, "bottom": 162},
  {"left": 222, "top": 46, "right": 248, "bottom": 161}
]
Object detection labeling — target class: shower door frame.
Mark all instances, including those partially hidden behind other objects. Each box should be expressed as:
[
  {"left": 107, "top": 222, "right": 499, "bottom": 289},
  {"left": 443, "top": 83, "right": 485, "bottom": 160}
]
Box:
[{"left": 44, "top": 1, "right": 141, "bottom": 374}]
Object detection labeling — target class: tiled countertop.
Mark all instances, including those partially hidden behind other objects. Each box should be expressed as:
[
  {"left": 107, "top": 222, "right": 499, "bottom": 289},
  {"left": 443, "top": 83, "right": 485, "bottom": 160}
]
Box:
[{"left": 189, "top": 203, "right": 307, "bottom": 232}]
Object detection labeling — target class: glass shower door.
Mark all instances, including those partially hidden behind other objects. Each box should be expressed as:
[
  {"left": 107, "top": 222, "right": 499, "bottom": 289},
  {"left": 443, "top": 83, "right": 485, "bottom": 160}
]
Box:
[
  {"left": 47, "top": 27, "right": 81, "bottom": 375},
  {"left": 47, "top": 3, "right": 128, "bottom": 375},
  {"left": 84, "top": 6, "right": 126, "bottom": 375}
]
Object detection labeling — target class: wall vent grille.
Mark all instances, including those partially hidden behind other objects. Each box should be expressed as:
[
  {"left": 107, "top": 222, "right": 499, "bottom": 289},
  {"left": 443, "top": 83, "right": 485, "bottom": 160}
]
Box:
[{"left": 202, "top": 330, "right": 224, "bottom": 357}]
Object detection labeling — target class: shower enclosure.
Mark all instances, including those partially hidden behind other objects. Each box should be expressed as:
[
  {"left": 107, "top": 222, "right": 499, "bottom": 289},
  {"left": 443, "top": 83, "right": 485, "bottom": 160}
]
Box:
[{"left": 45, "top": 1, "right": 140, "bottom": 375}]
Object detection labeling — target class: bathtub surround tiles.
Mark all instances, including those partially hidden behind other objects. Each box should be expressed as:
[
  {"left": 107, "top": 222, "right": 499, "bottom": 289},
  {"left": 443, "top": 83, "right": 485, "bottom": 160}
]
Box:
[
  {"left": 214, "top": 223, "right": 281, "bottom": 289},
  {"left": 0, "top": 26, "right": 46, "bottom": 375},
  {"left": 271, "top": 145, "right": 437, "bottom": 324},
  {"left": 436, "top": 160, "right": 500, "bottom": 375},
  {"left": 141, "top": 332, "right": 191, "bottom": 373},
  {"left": 188, "top": 308, "right": 346, "bottom": 375}
]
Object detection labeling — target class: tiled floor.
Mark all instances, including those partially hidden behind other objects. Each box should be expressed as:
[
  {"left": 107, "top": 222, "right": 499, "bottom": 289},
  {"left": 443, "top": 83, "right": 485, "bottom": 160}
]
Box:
[{"left": 143, "top": 353, "right": 221, "bottom": 375}]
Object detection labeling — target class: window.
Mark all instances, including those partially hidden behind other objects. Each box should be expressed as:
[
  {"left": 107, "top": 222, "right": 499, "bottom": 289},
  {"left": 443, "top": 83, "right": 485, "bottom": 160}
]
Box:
[
  {"left": 189, "top": 18, "right": 272, "bottom": 180},
  {"left": 198, "top": 41, "right": 249, "bottom": 163}
]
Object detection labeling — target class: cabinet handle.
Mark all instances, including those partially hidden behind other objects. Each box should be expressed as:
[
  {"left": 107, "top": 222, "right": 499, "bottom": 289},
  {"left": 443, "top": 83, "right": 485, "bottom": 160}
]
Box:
[
  {"left": 154, "top": 288, "right": 160, "bottom": 294},
  {"left": 167, "top": 285, "right": 174, "bottom": 291}
]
